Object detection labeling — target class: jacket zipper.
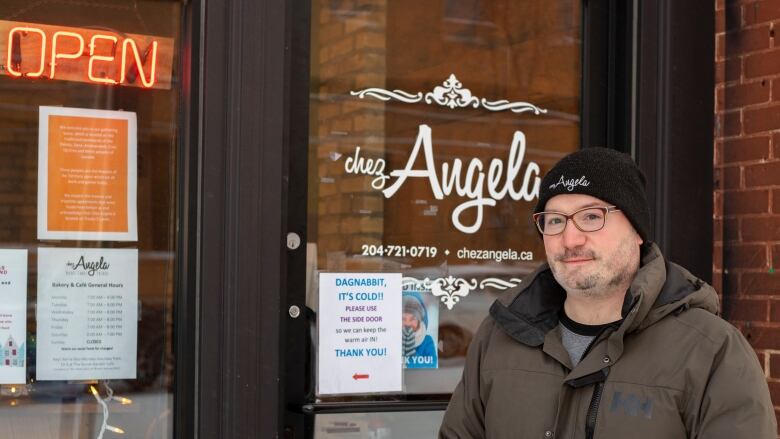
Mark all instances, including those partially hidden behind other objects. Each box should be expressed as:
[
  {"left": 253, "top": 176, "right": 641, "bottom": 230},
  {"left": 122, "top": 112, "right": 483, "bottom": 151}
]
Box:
[{"left": 585, "top": 381, "right": 605, "bottom": 439}]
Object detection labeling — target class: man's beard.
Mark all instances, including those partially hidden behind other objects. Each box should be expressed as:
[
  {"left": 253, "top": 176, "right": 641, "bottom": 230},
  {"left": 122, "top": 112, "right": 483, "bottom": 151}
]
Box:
[{"left": 548, "top": 238, "right": 640, "bottom": 298}]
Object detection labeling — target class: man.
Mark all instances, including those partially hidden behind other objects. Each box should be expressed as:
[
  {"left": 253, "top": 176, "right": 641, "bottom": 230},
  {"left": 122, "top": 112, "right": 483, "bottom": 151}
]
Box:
[{"left": 439, "top": 147, "right": 776, "bottom": 438}]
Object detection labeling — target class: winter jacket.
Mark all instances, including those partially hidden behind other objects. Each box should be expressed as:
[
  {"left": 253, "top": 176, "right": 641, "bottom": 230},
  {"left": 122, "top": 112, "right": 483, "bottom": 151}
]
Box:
[{"left": 439, "top": 243, "right": 776, "bottom": 439}]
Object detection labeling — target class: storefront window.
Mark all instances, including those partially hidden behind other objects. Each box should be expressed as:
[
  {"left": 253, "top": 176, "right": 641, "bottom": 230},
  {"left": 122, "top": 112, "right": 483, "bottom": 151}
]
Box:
[
  {"left": 0, "top": 1, "right": 181, "bottom": 437},
  {"left": 306, "top": 0, "right": 581, "bottom": 423}
]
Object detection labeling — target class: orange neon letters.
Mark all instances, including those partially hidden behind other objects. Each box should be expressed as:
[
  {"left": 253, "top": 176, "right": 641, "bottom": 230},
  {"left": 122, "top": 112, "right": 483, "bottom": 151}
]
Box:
[
  {"left": 120, "top": 38, "right": 158, "bottom": 88},
  {"left": 50, "top": 31, "right": 84, "bottom": 79},
  {"left": 6, "top": 27, "right": 46, "bottom": 77},
  {"left": 4, "top": 24, "right": 162, "bottom": 88},
  {"left": 88, "top": 34, "right": 118, "bottom": 84}
]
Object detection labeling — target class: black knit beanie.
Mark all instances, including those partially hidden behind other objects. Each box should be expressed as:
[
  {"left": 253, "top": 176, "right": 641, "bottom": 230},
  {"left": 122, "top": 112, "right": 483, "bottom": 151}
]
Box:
[{"left": 534, "top": 147, "right": 651, "bottom": 241}]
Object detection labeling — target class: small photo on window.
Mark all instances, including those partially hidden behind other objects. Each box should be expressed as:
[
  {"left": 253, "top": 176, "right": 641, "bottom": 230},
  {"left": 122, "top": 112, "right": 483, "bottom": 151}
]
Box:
[{"left": 402, "top": 290, "right": 439, "bottom": 369}]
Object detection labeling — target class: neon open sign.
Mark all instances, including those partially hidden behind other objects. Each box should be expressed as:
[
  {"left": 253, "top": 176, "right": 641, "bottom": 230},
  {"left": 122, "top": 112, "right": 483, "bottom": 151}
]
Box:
[{"left": 0, "top": 20, "right": 174, "bottom": 89}]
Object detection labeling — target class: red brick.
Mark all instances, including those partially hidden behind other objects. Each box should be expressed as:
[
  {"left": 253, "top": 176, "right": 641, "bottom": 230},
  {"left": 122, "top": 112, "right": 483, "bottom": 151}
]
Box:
[
  {"left": 726, "top": 243, "right": 769, "bottom": 268},
  {"left": 716, "top": 86, "right": 725, "bottom": 112},
  {"left": 725, "top": 217, "right": 740, "bottom": 241},
  {"left": 773, "top": 78, "right": 780, "bottom": 101},
  {"left": 724, "top": 136, "right": 770, "bottom": 163},
  {"left": 772, "top": 301, "right": 780, "bottom": 320},
  {"left": 726, "top": 25, "right": 772, "bottom": 54},
  {"left": 743, "top": 272, "right": 780, "bottom": 295},
  {"left": 730, "top": 56, "right": 743, "bottom": 81},
  {"left": 724, "top": 189, "right": 770, "bottom": 215},
  {"left": 772, "top": 244, "right": 780, "bottom": 267},
  {"left": 745, "top": 48, "right": 780, "bottom": 78},
  {"left": 744, "top": 105, "right": 780, "bottom": 133},
  {"left": 771, "top": 353, "right": 780, "bottom": 378},
  {"left": 714, "top": 218, "right": 724, "bottom": 242},
  {"left": 717, "top": 33, "right": 725, "bottom": 60},
  {"left": 744, "top": 0, "right": 780, "bottom": 25},
  {"left": 775, "top": 136, "right": 780, "bottom": 158},
  {"left": 714, "top": 243, "right": 724, "bottom": 270},
  {"left": 741, "top": 325, "right": 780, "bottom": 349},
  {"left": 714, "top": 191, "right": 724, "bottom": 217},
  {"left": 725, "top": 297, "right": 768, "bottom": 321},
  {"left": 723, "top": 165, "right": 742, "bottom": 189},
  {"left": 726, "top": 81, "right": 770, "bottom": 109},
  {"left": 743, "top": 216, "right": 780, "bottom": 240},
  {"left": 769, "top": 300, "right": 780, "bottom": 324},
  {"left": 745, "top": 161, "right": 780, "bottom": 187},
  {"left": 723, "top": 110, "right": 742, "bottom": 136},
  {"left": 717, "top": 59, "right": 742, "bottom": 85},
  {"left": 725, "top": 3, "right": 742, "bottom": 31},
  {"left": 756, "top": 350, "right": 767, "bottom": 373},
  {"left": 775, "top": 189, "right": 780, "bottom": 212}
]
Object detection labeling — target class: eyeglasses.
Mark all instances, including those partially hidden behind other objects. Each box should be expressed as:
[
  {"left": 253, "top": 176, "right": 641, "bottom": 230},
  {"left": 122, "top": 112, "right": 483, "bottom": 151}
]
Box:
[{"left": 532, "top": 206, "right": 621, "bottom": 236}]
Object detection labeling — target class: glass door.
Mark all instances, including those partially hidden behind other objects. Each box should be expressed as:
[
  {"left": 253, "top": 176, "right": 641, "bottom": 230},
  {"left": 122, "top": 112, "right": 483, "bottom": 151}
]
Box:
[
  {"left": 303, "top": 0, "right": 583, "bottom": 436},
  {"left": 0, "top": 1, "right": 184, "bottom": 437}
]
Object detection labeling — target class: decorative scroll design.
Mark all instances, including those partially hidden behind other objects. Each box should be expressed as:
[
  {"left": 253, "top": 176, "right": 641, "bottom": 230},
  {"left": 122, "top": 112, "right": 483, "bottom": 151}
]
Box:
[
  {"left": 481, "top": 99, "right": 547, "bottom": 115},
  {"left": 351, "top": 73, "right": 548, "bottom": 115},
  {"left": 349, "top": 88, "right": 423, "bottom": 103},
  {"left": 424, "top": 74, "right": 479, "bottom": 109},
  {"left": 402, "top": 276, "right": 523, "bottom": 310}
]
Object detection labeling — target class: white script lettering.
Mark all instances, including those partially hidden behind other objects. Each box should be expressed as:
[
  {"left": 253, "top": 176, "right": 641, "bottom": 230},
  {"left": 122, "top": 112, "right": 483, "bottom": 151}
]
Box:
[{"left": 343, "top": 124, "right": 541, "bottom": 234}]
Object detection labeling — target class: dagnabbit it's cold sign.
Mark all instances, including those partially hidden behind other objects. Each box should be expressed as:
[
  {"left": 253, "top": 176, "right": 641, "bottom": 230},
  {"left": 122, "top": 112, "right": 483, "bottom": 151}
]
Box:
[{"left": 318, "top": 273, "right": 402, "bottom": 395}]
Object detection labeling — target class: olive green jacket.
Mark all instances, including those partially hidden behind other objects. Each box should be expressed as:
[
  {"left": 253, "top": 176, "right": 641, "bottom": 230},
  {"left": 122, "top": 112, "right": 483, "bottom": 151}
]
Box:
[{"left": 440, "top": 244, "right": 776, "bottom": 439}]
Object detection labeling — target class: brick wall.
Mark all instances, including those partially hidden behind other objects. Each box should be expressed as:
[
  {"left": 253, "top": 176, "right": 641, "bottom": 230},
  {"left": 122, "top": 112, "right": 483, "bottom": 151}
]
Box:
[{"left": 715, "top": 0, "right": 780, "bottom": 421}]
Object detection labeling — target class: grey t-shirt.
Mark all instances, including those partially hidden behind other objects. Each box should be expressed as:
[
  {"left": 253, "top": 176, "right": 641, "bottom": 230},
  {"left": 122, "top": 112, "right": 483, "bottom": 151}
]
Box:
[
  {"left": 559, "top": 311, "right": 621, "bottom": 367},
  {"left": 560, "top": 324, "right": 595, "bottom": 367}
]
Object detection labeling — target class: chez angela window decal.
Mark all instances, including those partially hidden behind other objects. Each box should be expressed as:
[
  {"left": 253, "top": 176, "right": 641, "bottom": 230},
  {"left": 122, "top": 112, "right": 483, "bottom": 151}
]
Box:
[
  {"left": 345, "top": 74, "right": 550, "bottom": 308},
  {"left": 0, "top": 20, "right": 174, "bottom": 89},
  {"left": 348, "top": 74, "right": 548, "bottom": 235}
]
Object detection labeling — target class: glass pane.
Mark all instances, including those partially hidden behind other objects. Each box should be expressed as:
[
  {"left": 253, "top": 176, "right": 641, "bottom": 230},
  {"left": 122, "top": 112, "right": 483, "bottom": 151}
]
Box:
[
  {"left": 0, "top": 1, "right": 181, "bottom": 437},
  {"left": 307, "top": 0, "right": 581, "bottom": 398}
]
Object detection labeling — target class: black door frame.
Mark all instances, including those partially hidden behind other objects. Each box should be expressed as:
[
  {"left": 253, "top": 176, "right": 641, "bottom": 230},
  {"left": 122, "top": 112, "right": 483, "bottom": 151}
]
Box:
[{"left": 174, "top": 0, "right": 715, "bottom": 437}]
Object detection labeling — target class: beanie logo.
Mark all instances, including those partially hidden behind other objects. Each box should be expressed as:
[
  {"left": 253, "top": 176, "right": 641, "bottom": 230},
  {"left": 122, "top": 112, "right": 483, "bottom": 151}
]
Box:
[{"left": 549, "top": 175, "right": 591, "bottom": 192}]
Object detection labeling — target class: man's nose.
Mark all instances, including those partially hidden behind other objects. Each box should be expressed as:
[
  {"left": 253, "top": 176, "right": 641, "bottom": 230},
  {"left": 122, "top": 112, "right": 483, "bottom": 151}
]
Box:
[{"left": 561, "top": 218, "right": 587, "bottom": 248}]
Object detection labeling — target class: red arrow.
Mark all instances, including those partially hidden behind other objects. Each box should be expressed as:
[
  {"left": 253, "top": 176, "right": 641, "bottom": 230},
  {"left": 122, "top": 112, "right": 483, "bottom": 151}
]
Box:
[{"left": 352, "top": 373, "right": 369, "bottom": 380}]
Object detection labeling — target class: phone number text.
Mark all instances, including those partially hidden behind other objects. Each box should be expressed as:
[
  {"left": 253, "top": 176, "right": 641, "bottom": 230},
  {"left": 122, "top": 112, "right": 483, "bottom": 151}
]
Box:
[{"left": 361, "top": 245, "right": 438, "bottom": 258}]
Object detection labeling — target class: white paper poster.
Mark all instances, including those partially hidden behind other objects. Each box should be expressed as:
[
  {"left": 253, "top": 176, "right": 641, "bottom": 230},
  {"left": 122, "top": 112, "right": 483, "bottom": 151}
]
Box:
[
  {"left": 0, "top": 249, "right": 28, "bottom": 384},
  {"left": 318, "top": 273, "right": 402, "bottom": 395},
  {"left": 38, "top": 106, "right": 138, "bottom": 241},
  {"left": 36, "top": 247, "right": 137, "bottom": 380}
]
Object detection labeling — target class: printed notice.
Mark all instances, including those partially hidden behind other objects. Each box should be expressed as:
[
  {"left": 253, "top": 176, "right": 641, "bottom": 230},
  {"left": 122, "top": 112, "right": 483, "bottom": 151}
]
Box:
[
  {"left": 36, "top": 247, "right": 137, "bottom": 380},
  {"left": 318, "top": 273, "right": 402, "bottom": 395},
  {"left": 38, "top": 106, "right": 138, "bottom": 241},
  {"left": 0, "top": 250, "right": 28, "bottom": 384}
]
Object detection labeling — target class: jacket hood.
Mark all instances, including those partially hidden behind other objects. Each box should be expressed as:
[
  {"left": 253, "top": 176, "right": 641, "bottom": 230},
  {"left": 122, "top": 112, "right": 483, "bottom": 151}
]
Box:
[{"left": 490, "top": 243, "right": 719, "bottom": 347}]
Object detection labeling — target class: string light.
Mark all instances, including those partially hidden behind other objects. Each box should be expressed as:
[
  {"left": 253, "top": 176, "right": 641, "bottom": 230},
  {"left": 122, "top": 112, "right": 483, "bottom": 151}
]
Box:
[{"left": 89, "top": 382, "right": 128, "bottom": 438}]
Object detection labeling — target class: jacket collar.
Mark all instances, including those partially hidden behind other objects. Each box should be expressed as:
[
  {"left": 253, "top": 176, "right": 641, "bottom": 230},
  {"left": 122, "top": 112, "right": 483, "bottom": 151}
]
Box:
[{"left": 489, "top": 242, "right": 718, "bottom": 348}]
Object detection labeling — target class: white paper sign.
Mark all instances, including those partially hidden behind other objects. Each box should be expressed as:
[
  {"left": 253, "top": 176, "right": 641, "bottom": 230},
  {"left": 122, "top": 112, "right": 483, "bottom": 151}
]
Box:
[
  {"left": 318, "top": 273, "right": 402, "bottom": 395},
  {"left": 0, "top": 249, "right": 28, "bottom": 384},
  {"left": 38, "top": 106, "right": 138, "bottom": 241},
  {"left": 36, "top": 247, "right": 138, "bottom": 380}
]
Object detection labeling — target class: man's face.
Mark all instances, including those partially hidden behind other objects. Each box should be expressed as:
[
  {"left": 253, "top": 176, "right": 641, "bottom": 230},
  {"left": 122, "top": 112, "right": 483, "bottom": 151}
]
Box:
[{"left": 542, "top": 194, "right": 643, "bottom": 297}]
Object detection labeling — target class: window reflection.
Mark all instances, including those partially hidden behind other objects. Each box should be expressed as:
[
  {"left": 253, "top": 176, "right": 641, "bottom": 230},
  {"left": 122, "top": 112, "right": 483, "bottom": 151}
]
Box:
[
  {"left": 0, "top": 1, "right": 181, "bottom": 437},
  {"left": 308, "top": 0, "right": 582, "bottom": 398}
]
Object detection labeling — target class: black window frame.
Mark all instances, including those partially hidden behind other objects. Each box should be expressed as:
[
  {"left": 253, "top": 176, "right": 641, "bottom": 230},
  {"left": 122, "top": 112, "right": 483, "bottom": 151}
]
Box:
[{"left": 175, "top": 0, "right": 715, "bottom": 437}]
